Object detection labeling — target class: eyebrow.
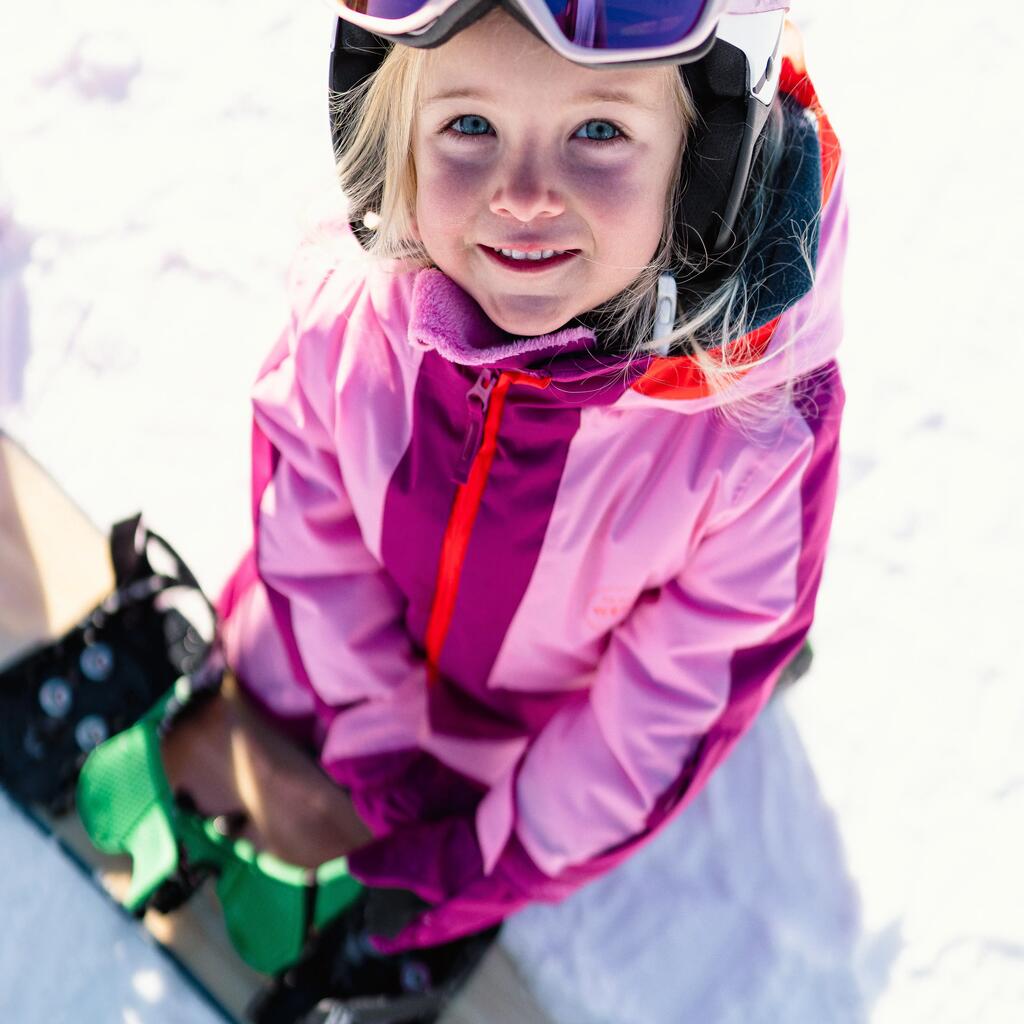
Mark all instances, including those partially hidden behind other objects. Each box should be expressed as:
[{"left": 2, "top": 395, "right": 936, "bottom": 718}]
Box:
[{"left": 422, "top": 85, "right": 661, "bottom": 112}]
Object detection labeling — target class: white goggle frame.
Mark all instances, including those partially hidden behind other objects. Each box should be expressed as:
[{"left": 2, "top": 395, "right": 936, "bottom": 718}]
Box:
[{"left": 322, "top": 0, "right": 785, "bottom": 71}]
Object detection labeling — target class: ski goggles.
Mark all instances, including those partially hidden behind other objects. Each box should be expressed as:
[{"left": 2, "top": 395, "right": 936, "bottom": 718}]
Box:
[{"left": 325, "top": 0, "right": 787, "bottom": 66}]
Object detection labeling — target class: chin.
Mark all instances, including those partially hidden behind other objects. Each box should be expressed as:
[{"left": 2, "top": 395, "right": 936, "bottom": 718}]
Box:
[
  {"left": 495, "top": 316, "right": 570, "bottom": 338},
  {"left": 485, "top": 298, "right": 577, "bottom": 339}
]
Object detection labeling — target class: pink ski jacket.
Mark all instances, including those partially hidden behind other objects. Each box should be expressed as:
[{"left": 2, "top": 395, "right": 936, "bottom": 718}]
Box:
[{"left": 219, "top": 61, "right": 847, "bottom": 951}]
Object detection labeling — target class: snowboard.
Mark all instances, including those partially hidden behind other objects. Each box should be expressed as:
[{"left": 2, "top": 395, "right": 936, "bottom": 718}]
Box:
[{"left": 0, "top": 430, "right": 553, "bottom": 1024}]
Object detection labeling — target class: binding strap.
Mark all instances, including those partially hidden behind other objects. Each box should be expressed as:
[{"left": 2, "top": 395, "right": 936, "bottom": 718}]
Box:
[{"left": 77, "top": 672, "right": 363, "bottom": 975}]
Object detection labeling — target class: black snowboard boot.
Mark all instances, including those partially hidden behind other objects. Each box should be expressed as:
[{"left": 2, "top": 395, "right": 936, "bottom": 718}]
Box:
[{"left": 249, "top": 887, "right": 498, "bottom": 1024}]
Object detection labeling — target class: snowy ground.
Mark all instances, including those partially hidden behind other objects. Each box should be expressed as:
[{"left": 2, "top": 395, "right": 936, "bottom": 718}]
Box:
[{"left": 2, "top": 1, "right": 1022, "bottom": 1022}]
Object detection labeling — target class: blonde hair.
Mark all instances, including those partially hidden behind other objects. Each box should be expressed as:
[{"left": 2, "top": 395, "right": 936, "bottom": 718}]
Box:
[{"left": 331, "top": 36, "right": 813, "bottom": 424}]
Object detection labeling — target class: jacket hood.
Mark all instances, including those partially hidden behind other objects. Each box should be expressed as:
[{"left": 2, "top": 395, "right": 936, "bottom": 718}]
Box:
[{"left": 405, "top": 65, "right": 846, "bottom": 414}]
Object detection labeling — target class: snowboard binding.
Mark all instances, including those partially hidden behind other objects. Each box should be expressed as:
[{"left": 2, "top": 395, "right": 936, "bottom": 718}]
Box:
[
  {"left": 77, "top": 663, "right": 493, "bottom": 1019},
  {"left": 76, "top": 650, "right": 493, "bottom": 1020},
  {"left": 76, "top": 657, "right": 365, "bottom": 976},
  {"left": 0, "top": 514, "right": 215, "bottom": 814},
  {"left": 248, "top": 888, "right": 499, "bottom": 1024}
]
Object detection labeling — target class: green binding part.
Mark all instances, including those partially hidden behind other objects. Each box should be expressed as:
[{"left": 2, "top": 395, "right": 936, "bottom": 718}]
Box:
[
  {"left": 76, "top": 679, "right": 364, "bottom": 975},
  {"left": 76, "top": 687, "right": 181, "bottom": 911}
]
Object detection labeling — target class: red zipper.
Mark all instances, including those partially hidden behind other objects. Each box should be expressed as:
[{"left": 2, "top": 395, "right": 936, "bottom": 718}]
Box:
[{"left": 424, "top": 369, "right": 550, "bottom": 685}]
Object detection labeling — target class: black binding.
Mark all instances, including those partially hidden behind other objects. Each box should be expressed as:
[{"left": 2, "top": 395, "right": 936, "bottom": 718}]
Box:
[
  {"left": 249, "top": 888, "right": 498, "bottom": 1024},
  {"left": 0, "top": 514, "right": 215, "bottom": 813}
]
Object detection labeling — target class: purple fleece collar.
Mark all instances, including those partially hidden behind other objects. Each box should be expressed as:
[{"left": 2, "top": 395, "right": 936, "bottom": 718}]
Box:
[{"left": 407, "top": 267, "right": 597, "bottom": 371}]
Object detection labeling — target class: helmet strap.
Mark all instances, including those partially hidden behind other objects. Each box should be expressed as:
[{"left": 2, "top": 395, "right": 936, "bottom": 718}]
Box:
[{"left": 678, "top": 38, "right": 761, "bottom": 261}]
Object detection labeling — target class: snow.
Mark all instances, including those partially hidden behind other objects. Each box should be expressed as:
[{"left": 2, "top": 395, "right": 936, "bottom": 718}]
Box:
[{"left": 1, "top": 1, "right": 1022, "bottom": 1021}]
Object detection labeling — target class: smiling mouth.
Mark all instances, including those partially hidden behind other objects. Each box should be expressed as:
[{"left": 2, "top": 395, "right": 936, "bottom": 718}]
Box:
[{"left": 481, "top": 245, "right": 579, "bottom": 272}]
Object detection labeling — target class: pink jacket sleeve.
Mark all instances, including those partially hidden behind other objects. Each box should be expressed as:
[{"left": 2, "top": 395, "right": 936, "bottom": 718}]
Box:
[
  {"left": 227, "top": 253, "right": 430, "bottom": 757},
  {"left": 351, "top": 363, "right": 845, "bottom": 952}
]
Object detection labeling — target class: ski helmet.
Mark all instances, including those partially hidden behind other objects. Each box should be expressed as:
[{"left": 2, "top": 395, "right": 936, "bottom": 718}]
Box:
[{"left": 327, "top": 1, "right": 789, "bottom": 259}]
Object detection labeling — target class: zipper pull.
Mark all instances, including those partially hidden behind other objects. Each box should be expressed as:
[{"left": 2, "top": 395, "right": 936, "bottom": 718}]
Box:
[{"left": 453, "top": 370, "right": 496, "bottom": 484}]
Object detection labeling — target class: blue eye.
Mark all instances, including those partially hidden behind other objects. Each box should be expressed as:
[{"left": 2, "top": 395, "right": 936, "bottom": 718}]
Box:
[
  {"left": 448, "top": 114, "right": 492, "bottom": 137},
  {"left": 575, "top": 120, "right": 621, "bottom": 142}
]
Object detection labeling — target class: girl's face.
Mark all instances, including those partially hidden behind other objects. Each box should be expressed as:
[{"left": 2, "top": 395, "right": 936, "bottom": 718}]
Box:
[{"left": 410, "top": 11, "right": 683, "bottom": 338}]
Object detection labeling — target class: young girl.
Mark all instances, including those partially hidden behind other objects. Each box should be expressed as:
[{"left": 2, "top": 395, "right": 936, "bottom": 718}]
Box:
[{"left": 174, "top": 0, "right": 846, "bottom": 1002}]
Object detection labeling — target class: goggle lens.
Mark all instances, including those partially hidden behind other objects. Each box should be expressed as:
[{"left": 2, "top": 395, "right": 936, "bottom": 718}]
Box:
[
  {"left": 543, "top": 1, "right": 710, "bottom": 50},
  {"left": 338, "top": 1, "right": 435, "bottom": 16}
]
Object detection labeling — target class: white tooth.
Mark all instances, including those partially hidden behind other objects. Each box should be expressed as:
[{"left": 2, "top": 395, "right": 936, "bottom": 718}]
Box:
[{"left": 494, "top": 247, "right": 567, "bottom": 261}]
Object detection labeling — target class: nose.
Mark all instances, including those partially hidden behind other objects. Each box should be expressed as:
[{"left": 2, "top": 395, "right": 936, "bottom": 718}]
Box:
[{"left": 489, "top": 150, "right": 565, "bottom": 223}]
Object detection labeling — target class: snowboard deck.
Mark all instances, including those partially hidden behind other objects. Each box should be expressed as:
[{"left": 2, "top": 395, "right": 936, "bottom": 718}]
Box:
[{"left": 0, "top": 431, "right": 554, "bottom": 1024}]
